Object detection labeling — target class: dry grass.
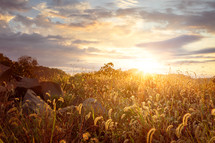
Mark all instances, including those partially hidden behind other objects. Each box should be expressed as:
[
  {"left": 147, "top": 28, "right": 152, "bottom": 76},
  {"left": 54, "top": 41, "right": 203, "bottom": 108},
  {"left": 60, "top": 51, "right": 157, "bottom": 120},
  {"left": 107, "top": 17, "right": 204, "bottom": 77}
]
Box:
[{"left": 0, "top": 70, "right": 215, "bottom": 142}]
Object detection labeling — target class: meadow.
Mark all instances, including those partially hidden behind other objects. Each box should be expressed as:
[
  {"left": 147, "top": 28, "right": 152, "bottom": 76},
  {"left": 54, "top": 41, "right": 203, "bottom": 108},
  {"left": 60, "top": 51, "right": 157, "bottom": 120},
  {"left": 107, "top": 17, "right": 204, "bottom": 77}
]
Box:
[{"left": 0, "top": 63, "right": 215, "bottom": 143}]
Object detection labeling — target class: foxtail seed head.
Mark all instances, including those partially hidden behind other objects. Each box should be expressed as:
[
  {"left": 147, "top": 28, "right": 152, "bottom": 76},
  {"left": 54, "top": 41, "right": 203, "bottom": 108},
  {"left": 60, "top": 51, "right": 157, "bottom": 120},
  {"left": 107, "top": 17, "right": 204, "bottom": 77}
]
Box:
[{"left": 147, "top": 128, "right": 156, "bottom": 143}]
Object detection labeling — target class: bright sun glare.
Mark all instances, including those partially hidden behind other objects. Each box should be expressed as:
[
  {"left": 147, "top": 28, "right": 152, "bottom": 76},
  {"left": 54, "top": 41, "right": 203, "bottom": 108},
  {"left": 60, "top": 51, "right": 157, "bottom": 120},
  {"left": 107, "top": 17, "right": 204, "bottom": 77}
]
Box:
[{"left": 134, "top": 59, "right": 163, "bottom": 74}]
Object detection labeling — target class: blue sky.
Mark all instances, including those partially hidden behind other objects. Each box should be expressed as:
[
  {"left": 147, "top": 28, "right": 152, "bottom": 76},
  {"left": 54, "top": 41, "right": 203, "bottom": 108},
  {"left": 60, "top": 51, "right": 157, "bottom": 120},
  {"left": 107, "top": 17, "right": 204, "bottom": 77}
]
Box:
[{"left": 0, "top": 0, "right": 215, "bottom": 76}]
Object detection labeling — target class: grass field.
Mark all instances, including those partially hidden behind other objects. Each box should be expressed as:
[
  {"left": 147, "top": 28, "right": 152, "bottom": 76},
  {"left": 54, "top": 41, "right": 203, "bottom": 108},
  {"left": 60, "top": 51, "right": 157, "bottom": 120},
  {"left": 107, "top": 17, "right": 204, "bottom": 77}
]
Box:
[{"left": 0, "top": 66, "right": 215, "bottom": 143}]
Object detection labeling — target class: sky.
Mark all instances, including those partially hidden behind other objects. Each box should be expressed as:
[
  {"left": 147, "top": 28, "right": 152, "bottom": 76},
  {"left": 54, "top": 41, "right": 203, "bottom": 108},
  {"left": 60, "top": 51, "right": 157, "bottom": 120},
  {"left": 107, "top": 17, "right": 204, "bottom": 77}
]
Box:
[{"left": 0, "top": 0, "right": 215, "bottom": 77}]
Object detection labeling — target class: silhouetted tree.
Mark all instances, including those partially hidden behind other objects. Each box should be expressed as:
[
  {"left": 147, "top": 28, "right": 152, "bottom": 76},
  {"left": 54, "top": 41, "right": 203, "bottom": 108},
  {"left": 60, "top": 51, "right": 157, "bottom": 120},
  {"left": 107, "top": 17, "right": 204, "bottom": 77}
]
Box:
[
  {"left": 15, "top": 56, "right": 38, "bottom": 78},
  {"left": 0, "top": 53, "right": 13, "bottom": 66}
]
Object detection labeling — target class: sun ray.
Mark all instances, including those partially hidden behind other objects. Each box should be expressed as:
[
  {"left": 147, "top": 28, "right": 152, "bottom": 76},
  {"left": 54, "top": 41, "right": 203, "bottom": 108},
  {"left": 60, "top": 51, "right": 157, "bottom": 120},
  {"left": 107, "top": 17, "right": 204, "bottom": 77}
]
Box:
[{"left": 133, "top": 59, "right": 165, "bottom": 74}]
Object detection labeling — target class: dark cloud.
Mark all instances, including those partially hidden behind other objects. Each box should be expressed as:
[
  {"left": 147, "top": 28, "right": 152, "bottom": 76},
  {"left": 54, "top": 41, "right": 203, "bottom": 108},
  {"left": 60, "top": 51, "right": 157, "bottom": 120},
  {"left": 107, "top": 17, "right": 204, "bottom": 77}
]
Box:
[
  {"left": 139, "top": 10, "right": 182, "bottom": 23},
  {"left": 73, "top": 40, "right": 99, "bottom": 45},
  {"left": 139, "top": 9, "right": 215, "bottom": 33},
  {"left": 47, "top": 35, "right": 66, "bottom": 40},
  {"left": 185, "top": 11, "right": 215, "bottom": 32},
  {"left": 177, "top": 55, "right": 215, "bottom": 59},
  {"left": 173, "top": 0, "right": 215, "bottom": 12},
  {"left": 51, "top": 0, "right": 78, "bottom": 6},
  {"left": 0, "top": 31, "right": 104, "bottom": 68},
  {"left": 176, "top": 0, "right": 203, "bottom": 10},
  {"left": 0, "top": 20, "right": 11, "bottom": 33},
  {"left": 48, "top": 2, "right": 139, "bottom": 25},
  {"left": 85, "top": 47, "right": 101, "bottom": 52},
  {"left": 49, "top": 1, "right": 90, "bottom": 20},
  {"left": 207, "top": 1, "right": 215, "bottom": 9},
  {"left": 0, "top": 32, "right": 95, "bottom": 66},
  {"left": 0, "top": 0, "right": 30, "bottom": 12},
  {"left": 86, "top": 8, "right": 113, "bottom": 17},
  {"left": 13, "top": 14, "right": 52, "bottom": 28},
  {"left": 69, "top": 13, "right": 94, "bottom": 20},
  {"left": 42, "top": 1, "right": 215, "bottom": 34},
  {"left": 136, "top": 35, "right": 202, "bottom": 52},
  {"left": 116, "top": 8, "right": 140, "bottom": 17},
  {"left": 30, "top": 1, "right": 215, "bottom": 34},
  {"left": 58, "top": 7, "right": 113, "bottom": 23},
  {"left": 68, "top": 21, "right": 99, "bottom": 28},
  {"left": 0, "top": 33, "right": 64, "bottom": 44},
  {"left": 0, "top": 33, "right": 45, "bottom": 43},
  {"left": 69, "top": 22, "right": 89, "bottom": 28},
  {"left": 14, "top": 13, "right": 96, "bottom": 30},
  {"left": 13, "top": 14, "right": 33, "bottom": 27},
  {"left": 68, "top": 5, "right": 215, "bottom": 33},
  {"left": 174, "top": 47, "right": 215, "bottom": 57},
  {"left": 190, "top": 48, "right": 215, "bottom": 55},
  {"left": 137, "top": 35, "right": 215, "bottom": 60},
  {"left": 172, "top": 59, "right": 215, "bottom": 65},
  {"left": 104, "top": 2, "right": 116, "bottom": 8}
]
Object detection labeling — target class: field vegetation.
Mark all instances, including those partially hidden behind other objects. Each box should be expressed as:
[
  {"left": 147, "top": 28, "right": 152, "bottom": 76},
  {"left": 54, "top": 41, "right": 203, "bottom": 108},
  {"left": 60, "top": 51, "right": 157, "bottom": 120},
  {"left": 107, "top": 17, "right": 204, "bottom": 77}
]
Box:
[{"left": 0, "top": 55, "right": 215, "bottom": 143}]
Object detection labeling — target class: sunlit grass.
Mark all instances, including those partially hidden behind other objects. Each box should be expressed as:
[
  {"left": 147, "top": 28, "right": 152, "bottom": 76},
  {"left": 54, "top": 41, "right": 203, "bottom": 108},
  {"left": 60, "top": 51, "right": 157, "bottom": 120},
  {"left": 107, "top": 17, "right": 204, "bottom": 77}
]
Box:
[{"left": 0, "top": 66, "right": 215, "bottom": 142}]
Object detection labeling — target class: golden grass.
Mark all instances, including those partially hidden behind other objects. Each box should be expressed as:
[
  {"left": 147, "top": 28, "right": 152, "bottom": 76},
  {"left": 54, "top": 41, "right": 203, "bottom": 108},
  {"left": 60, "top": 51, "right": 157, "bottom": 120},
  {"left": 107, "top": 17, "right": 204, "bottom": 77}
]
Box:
[{"left": 0, "top": 69, "right": 215, "bottom": 142}]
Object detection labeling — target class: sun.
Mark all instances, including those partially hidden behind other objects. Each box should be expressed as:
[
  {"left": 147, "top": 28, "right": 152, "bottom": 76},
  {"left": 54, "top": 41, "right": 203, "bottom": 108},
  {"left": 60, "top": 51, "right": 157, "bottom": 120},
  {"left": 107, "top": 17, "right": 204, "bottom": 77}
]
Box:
[{"left": 134, "top": 59, "right": 163, "bottom": 74}]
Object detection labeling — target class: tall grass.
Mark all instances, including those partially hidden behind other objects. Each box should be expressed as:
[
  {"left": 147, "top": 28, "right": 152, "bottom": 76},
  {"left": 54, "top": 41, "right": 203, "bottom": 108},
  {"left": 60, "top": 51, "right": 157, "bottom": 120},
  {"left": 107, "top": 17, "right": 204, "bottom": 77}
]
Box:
[{"left": 0, "top": 70, "right": 215, "bottom": 142}]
